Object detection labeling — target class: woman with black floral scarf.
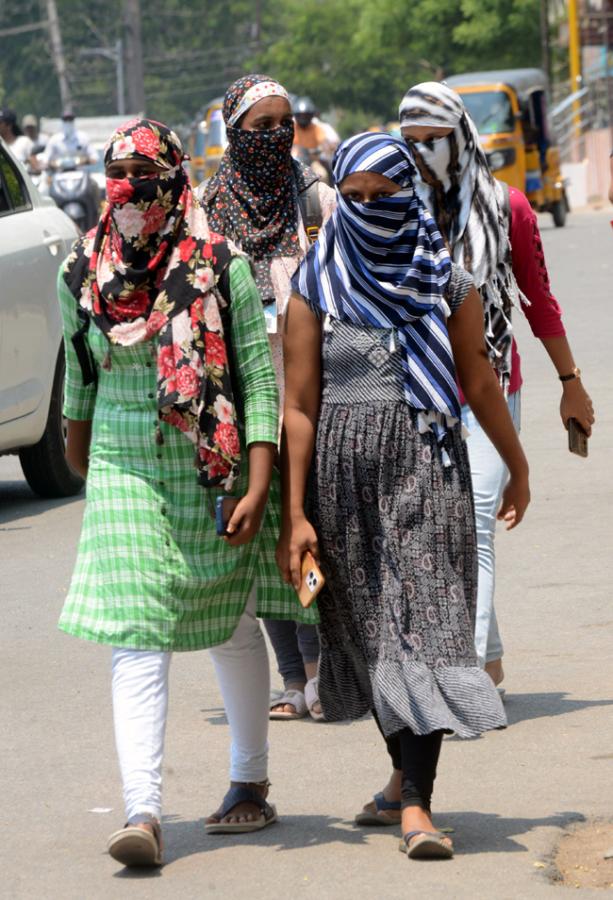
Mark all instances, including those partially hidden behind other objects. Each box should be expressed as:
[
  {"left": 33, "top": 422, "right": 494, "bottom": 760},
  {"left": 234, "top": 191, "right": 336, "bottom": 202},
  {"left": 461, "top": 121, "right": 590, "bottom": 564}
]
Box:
[{"left": 203, "top": 75, "right": 336, "bottom": 722}]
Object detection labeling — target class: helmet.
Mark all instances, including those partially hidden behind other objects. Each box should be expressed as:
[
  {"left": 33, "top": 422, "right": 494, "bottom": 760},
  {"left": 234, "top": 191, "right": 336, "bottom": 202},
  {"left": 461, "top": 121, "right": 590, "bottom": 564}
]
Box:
[{"left": 292, "top": 96, "right": 317, "bottom": 117}]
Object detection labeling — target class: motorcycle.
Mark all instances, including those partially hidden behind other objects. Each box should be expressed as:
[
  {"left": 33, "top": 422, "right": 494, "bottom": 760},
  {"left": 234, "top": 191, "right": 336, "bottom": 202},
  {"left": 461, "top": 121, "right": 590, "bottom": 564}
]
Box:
[{"left": 46, "top": 156, "right": 100, "bottom": 232}]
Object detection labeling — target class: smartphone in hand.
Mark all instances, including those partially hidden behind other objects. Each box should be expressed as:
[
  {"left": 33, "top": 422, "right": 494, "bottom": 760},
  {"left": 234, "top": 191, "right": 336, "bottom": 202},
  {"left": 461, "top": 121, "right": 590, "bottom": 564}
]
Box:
[
  {"left": 215, "top": 496, "right": 240, "bottom": 537},
  {"left": 297, "top": 551, "right": 326, "bottom": 608},
  {"left": 568, "top": 418, "right": 588, "bottom": 458}
]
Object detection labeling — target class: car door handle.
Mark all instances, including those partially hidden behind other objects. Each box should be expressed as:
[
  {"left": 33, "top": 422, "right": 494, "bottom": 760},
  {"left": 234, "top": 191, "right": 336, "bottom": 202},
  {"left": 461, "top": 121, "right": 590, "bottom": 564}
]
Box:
[{"left": 43, "top": 233, "right": 63, "bottom": 257}]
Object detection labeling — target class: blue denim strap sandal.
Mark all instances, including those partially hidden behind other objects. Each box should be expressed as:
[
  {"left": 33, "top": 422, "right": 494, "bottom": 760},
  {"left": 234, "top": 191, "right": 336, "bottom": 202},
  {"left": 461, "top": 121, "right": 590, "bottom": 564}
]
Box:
[
  {"left": 205, "top": 783, "right": 278, "bottom": 834},
  {"left": 355, "top": 791, "right": 402, "bottom": 826}
]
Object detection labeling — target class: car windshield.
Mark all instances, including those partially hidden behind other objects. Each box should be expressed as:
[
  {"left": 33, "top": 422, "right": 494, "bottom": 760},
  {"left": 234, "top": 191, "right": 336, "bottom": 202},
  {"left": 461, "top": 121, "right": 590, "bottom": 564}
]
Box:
[{"left": 460, "top": 90, "right": 515, "bottom": 135}]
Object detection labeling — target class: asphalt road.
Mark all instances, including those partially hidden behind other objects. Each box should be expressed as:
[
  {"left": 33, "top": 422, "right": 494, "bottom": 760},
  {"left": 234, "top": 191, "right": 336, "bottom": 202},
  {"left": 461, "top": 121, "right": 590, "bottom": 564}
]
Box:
[{"left": 1, "top": 208, "right": 612, "bottom": 899}]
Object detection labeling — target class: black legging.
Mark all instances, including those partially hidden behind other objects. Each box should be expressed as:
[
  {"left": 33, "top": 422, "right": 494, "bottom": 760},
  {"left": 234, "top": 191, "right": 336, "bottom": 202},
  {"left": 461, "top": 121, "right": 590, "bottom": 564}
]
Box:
[{"left": 372, "top": 709, "right": 444, "bottom": 811}]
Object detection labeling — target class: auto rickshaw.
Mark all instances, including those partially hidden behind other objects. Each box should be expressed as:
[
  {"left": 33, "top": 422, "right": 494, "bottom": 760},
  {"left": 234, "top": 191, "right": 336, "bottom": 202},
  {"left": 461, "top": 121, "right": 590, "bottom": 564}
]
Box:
[
  {"left": 446, "top": 68, "right": 568, "bottom": 227},
  {"left": 188, "top": 97, "right": 227, "bottom": 185}
]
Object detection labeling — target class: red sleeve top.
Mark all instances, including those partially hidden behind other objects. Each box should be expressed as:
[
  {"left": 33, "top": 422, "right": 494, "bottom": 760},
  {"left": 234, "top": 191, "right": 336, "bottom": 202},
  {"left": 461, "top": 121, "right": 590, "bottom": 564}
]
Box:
[{"left": 458, "top": 186, "right": 565, "bottom": 405}]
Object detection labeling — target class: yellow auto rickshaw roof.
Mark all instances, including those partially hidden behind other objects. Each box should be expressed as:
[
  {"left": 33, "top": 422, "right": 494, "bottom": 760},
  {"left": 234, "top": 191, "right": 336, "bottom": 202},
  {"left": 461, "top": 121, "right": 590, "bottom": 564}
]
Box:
[{"left": 445, "top": 68, "right": 547, "bottom": 101}]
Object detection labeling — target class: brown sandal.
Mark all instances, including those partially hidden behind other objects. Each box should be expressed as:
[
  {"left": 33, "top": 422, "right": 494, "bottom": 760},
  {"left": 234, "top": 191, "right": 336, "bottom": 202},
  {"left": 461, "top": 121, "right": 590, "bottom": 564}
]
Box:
[{"left": 107, "top": 815, "right": 163, "bottom": 867}]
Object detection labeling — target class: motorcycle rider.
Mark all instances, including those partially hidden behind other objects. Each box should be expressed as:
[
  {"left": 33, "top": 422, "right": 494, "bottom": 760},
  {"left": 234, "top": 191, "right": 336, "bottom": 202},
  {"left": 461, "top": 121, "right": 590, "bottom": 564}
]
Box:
[
  {"left": 0, "top": 108, "right": 34, "bottom": 164},
  {"left": 40, "top": 110, "right": 100, "bottom": 230},
  {"left": 22, "top": 114, "right": 48, "bottom": 152},
  {"left": 292, "top": 96, "right": 339, "bottom": 161},
  {"left": 40, "top": 110, "right": 98, "bottom": 168}
]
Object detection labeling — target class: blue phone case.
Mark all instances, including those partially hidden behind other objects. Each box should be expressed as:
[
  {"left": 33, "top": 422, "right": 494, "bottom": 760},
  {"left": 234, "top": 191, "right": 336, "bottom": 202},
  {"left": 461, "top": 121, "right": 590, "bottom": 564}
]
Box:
[{"left": 215, "top": 496, "right": 233, "bottom": 536}]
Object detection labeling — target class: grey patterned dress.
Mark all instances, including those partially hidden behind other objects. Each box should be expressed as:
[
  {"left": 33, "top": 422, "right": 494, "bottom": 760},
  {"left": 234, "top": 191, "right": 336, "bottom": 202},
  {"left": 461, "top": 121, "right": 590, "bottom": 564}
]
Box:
[{"left": 306, "top": 267, "right": 507, "bottom": 739}]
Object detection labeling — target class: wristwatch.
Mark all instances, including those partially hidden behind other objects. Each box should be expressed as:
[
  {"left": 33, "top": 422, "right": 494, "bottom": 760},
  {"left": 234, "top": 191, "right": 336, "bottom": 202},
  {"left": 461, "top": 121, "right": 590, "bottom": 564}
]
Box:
[{"left": 559, "top": 367, "right": 581, "bottom": 383}]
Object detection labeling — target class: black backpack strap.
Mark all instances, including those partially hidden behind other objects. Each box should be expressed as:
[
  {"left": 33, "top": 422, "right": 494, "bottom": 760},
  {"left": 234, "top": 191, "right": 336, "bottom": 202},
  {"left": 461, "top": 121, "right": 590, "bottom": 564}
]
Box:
[
  {"left": 212, "top": 240, "right": 233, "bottom": 307},
  {"left": 71, "top": 306, "right": 98, "bottom": 387},
  {"left": 298, "top": 180, "right": 323, "bottom": 245}
]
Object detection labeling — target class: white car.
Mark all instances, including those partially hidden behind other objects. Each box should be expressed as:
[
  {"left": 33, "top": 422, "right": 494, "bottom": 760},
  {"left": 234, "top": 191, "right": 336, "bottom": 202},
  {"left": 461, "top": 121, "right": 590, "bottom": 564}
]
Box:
[{"left": 0, "top": 138, "right": 83, "bottom": 497}]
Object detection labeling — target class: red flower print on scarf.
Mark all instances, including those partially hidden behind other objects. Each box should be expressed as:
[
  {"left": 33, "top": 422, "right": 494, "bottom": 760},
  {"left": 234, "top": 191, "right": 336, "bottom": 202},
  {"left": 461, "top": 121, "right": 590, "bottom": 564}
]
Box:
[
  {"left": 179, "top": 236, "right": 197, "bottom": 262},
  {"left": 112, "top": 289, "right": 150, "bottom": 320},
  {"left": 144, "top": 309, "right": 168, "bottom": 338},
  {"left": 205, "top": 332, "right": 227, "bottom": 368},
  {"left": 132, "top": 127, "right": 161, "bottom": 158},
  {"left": 190, "top": 297, "right": 204, "bottom": 327},
  {"left": 158, "top": 343, "right": 177, "bottom": 379},
  {"left": 199, "top": 447, "right": 231, "bottom": 479},
  {"left": 106, "top": 178, "right": 135, "bottom": 205},
  {"left": 142, "top": 205, "right": 168, "bottom": 236},
  {"left": 175, "top": 365, "right": 199, "bottom": 399},
  {"left": 163, "top": 409, "right": 191, "bottom": 433},
  {"left": 214, "top": 422, "right": 240, "bottom": 458}
]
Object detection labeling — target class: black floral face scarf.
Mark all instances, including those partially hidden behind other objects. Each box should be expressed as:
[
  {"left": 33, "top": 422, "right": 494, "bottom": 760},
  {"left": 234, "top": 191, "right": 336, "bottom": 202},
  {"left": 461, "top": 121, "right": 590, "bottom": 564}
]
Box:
[
  {"left": 63, "top": 118, "right": 241, "bottom": 490},
  {"left": 206, "top": 74, "right": 316, "bottom": 304}
]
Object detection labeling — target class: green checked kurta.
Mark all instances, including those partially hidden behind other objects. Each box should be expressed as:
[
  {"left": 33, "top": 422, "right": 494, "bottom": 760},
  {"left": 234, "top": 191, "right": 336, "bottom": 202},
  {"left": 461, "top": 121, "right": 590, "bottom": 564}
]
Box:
[{"left": 58, "top": 256, "right": 317, "bottom": 652}]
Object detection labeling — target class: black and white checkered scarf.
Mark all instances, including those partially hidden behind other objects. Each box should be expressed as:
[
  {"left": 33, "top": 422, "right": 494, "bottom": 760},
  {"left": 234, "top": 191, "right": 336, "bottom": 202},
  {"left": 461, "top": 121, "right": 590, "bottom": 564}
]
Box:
[{"left": 399, "top": 81, "right": 524, "bottom": 392}]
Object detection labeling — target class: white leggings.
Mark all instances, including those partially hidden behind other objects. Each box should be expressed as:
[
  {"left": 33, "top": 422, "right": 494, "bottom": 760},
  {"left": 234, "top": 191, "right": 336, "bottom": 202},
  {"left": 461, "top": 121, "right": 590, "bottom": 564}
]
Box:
[{"left": 111, "top": 588, "right": 269, "bottom": 822}]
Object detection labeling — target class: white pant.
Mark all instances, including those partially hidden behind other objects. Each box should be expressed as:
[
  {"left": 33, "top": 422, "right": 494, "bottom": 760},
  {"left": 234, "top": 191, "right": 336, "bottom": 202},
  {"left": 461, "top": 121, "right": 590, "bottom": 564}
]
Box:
[
  {"left": 111, "top": 588, "right": 269, "bottom": 821},
  {"left": 462, "top": 392, "right": 521, "bottom": 667}
]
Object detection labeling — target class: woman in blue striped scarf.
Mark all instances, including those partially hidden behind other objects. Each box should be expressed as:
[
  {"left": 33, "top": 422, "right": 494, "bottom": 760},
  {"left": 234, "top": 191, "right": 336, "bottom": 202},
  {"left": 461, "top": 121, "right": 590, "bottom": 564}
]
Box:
[{"left": 277, "top": 133, "right": 530, "bottom": 860}]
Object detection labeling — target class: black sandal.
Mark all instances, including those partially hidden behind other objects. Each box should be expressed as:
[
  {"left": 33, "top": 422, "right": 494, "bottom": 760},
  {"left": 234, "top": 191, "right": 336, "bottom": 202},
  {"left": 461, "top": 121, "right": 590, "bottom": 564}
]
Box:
[{"left": 205, "top": 783, "right": 278, "bottom": 834}]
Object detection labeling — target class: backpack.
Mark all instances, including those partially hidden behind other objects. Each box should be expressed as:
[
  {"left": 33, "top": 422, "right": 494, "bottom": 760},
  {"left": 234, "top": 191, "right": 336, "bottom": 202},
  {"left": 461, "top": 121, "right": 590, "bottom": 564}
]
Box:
[{"left": 297, "top": 179, "right": 323, "bottom": 244}]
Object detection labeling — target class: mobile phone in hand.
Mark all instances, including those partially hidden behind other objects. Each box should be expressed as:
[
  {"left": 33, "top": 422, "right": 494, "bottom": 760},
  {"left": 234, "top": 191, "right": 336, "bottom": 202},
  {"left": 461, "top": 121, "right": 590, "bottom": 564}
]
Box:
[
  {"left": 568, "top": 418, "right": 588, "bottom": 458},
  {"left": 216, "top": 496, "right": 240, "bottom": 536},
  {"left": 297, "top": 551, "right": 326, "bottom": 608}
]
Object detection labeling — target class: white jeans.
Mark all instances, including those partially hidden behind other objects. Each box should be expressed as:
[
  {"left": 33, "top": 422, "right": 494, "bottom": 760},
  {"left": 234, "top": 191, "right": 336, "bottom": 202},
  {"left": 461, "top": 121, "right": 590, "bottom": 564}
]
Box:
[
  {"left": 462, "top": 392, "right": 521, "bottom": 667},
  {"left": 111, "top": 588, "right": 269, "bottom": 822}
]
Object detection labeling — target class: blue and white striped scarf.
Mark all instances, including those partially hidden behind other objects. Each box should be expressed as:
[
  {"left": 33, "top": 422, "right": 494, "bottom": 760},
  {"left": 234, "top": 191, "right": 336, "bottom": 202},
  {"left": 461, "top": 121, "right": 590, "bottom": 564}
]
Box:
[{"left": 291, "top": 132, "right": 461, "bottom": 439}]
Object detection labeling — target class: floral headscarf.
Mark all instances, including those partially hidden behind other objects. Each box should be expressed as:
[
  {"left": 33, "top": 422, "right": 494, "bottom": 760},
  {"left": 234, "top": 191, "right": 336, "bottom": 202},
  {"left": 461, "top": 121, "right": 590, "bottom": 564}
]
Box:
[
  {"left": 205, "top": 74, "right": 317, "bottom": 305},
  {"left": 63, "top": 118, "right": 241, "bottom": 490}
]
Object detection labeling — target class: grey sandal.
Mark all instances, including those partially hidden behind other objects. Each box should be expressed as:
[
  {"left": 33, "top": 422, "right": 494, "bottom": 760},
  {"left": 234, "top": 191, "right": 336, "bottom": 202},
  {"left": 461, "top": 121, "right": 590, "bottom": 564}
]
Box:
[
  {"left": 400, "top": 830, "right": 454, "bottom": 860},
  {"left": 107, "top": 815, "right": 162, "bottom": 867}
]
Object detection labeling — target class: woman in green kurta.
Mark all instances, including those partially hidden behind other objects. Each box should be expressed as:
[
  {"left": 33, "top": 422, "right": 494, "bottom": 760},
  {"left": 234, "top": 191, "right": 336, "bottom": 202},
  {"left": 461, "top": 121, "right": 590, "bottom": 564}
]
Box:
[{"left": 59, "top": 119, "right": 307, "bottom": 867}]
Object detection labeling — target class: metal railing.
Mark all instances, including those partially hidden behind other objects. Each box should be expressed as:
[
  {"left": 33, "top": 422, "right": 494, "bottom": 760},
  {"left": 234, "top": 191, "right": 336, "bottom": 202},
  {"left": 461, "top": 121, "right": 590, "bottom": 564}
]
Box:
[{"left": 551, "top": 76, "right": 613, "bottom": 161}]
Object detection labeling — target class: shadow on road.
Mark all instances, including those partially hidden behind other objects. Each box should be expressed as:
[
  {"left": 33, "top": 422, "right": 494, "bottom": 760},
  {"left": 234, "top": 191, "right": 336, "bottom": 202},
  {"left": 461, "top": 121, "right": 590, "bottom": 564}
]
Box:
[
  {"left": 0, "top": 478, "right": 83, "bottom": 526},
  {"left": 111, "top": 808, "right": 586, "bottom": 875},
  {"left": 504, "top": 692, "right": 613, "bottom": 726}
]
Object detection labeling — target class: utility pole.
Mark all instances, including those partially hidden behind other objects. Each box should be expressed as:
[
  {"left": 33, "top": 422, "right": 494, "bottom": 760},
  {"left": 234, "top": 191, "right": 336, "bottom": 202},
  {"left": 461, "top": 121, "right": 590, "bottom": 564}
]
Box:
[
  {"left": 43, "top": 0, "right": 72, "bottom": 110},
  {"left": 568, "top": 0, "right": 582, "bottom": 134},
  {"left": 79, "top": 41, "right": 126, "bottom": 115},
  {"left": 122, "top": 0, "right": 146, "bottom": 114}
]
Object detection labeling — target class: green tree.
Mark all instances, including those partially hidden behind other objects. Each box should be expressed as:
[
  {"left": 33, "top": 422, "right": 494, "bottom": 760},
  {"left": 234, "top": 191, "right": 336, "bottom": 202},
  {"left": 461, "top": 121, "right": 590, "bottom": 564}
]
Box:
[
  {"left": 259, "top": 0, "right": 541, "bottom": 125},
  {"left": 0, "top": 0, "right": 542, "bottom": 128}
]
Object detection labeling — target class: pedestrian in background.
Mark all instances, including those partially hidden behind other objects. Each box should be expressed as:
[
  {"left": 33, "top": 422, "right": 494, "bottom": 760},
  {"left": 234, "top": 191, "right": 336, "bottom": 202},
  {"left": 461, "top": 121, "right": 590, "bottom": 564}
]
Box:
[
  {"left": 57, "top": 118, "right": 302, "bottom": 867},
  {"left": 202, "top": 74, "right": 336, "bottom": 721},
  {"left": 278, "top": 132, "right": 530, "bottom": 859},
  {"left": 399, "top": 82, "right": 594, "bottom": 689},
  {"left": 0, "top": 108, "right": 33, "bottom": 163}
]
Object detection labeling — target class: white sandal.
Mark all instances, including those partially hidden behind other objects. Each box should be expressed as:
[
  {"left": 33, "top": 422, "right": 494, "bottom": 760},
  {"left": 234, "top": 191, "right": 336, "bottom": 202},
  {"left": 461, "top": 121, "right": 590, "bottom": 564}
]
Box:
[
  {"left": 305, "top": 677, "right": 325, "bottom": 721},
  {"left": 269, "top": 688, "right": 308, "bottom": 720}
]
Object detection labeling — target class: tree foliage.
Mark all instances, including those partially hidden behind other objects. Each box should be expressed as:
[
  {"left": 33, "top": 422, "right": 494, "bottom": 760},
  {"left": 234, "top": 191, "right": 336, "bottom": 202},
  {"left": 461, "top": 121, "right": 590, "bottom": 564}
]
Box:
[
  {"left": 260, "top": 0, "right": 542, "bottom": 126},
  {"left": 0, "top": 0, "right": 541, "bottom": 130}
]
